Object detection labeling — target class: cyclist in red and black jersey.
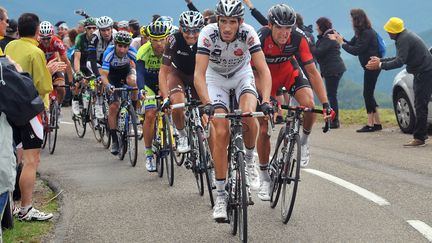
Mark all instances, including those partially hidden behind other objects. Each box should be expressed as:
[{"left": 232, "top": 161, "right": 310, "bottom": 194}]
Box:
[
  {"left": 253, "top": 4, "right": 334, "bottom": 200},
  {"left": 159, "top": 10, "right": 205, "bottom": 153}
]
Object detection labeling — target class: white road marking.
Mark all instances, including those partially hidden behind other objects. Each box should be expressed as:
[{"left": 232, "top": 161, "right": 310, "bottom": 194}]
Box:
[
  {"left": 302, "top": 168, "right": 390, "bottom": 206},
  {"left": 407, "top": 220, "right": 432, "bottom": 242},
  {"left": 60, "top": 121, "right": 74, "bottom": 125}
]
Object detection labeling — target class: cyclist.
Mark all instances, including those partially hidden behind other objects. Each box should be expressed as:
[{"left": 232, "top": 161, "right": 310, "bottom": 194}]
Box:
[
  {"left": 38, "top": 21, "right": 73, "bottom": 107},
  {"left": 194, "top": 0, "right": 272, "bottom": 221},
  {"left": 88, "top": 16, "right": 117, "bottom": 71},
  {"left": 136, "top": 21, "right": 171, "bottom": 172},
  {"left": 72, "top": 17, "right": 98, "bottom": 115},
  {"left": 130, "top": 25, "right": 148, "bottom": 50},
  {"left": 100, "top": 31, "right": 138, "bottom": 155},
  {"left": 159, "top": 10, "right": 205, "bottom": 154},
  {"left": 254, "top": 4, "right": 334, "bottom": 200}
]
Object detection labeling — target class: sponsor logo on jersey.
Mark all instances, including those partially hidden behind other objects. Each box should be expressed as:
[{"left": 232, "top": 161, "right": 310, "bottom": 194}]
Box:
[
  {"left": 176, "top": 50, "right": 189, "bottom": 56},
  {"left": 247, "top": 36, "right": 255, "bottom": 46},
  {"left": 234, "top": 48, "right": 243, "bottom": 56},
  {"left": 203, "top": 37, "right": 211, "bottom": 48},
  {"left": 211, "top": 49, "right": 222, "bottom": 57}
]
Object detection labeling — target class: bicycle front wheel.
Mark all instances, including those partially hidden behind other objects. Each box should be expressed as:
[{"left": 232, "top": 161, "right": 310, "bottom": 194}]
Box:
[
  {"left": 269, "top": 126, "right": 286, "bottom": 208},
  {"left": 73, "top": 100, "right": 87, "bottom": 138},
  {"left": 100, "top": 96, "right": 111, "bottom": 149},
  {"left": 197, "top": 128, "right": 214, "bottom": 207},
  {"left": 127, "top": 105, "right": 138, "bottom": 167},
  {"left": 281, "top": 133, "right": 301, "bottom": 224},
  {"left": 163, "top": 113, "right": 175, "bottom": 186},
  {"left": 90, "top": 99, "right": 102, "bottom": 142},
  {"left": 237, "top": 152, "right": 248, "bottom": 243},
  {"left": 48, "top": 101, "right": 59, "bottom": 154}
]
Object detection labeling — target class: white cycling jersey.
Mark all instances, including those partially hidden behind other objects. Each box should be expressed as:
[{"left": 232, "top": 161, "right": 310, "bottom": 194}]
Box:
[
  {"left": 91, "top": 29, "right": 118, "bottom": 63},
  {"left": 197, "top": 23, "right": 262, "bottom": 78}
]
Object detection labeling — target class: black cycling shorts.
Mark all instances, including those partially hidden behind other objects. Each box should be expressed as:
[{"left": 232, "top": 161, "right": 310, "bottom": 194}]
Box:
[{"left": 12, "top": 115, "right": 43, "bottom": 150}]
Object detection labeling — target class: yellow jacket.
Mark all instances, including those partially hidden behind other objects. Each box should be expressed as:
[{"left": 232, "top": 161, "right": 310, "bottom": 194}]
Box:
[{"left": 5, "top": 37, "right": 52, "bottom": 109}]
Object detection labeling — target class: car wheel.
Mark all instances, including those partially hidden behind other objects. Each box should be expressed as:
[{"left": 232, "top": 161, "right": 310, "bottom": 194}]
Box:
[{"left": 393, "top": 90, "right": 415, "bottom": 134}]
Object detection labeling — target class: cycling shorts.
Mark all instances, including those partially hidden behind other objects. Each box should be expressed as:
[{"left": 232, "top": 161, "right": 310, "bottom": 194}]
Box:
[
  {"left": 206, "top": 65, "right": 257, "bottom": 111},
  {"left": 143, "top": 85, "right": 158, "bottom": 110},
  {"left": 12, "top": 115, "right": 44, "bottom": 150},
  {"left": 168, "top": 68, "right": 198, "bottom": 100},
  {"left": 108, "top": 65, "right": 132, "bottom": 88}
]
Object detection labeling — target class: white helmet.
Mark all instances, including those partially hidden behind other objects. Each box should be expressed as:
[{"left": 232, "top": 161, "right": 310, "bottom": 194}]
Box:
[
  {"left": 117, "top": 20, "right": 129, "bottom": 29},
  {"left": 179, "top": 11, "right": 204, "bottom": 29},
  {"left": 170, "top": 25, "right": 179, "bottom": 35},
  {"left": 97, "top": 16, "right": 113, "bottom": 29},
  {"left": 39, "top": 21, "right": 54, "bottom": 37},
  {"left": 215, "top": 0, "right": 245, "bottom": 18}
]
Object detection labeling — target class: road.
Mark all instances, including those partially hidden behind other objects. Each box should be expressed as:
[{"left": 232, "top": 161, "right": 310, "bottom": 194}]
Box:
[{"left": 39, "top": 107, "right": 432, "bottom": 242}]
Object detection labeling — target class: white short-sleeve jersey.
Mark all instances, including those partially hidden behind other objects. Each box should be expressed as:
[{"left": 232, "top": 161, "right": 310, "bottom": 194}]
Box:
[{"left": 197, "top": 23, "right": 262, "bottom": 78}]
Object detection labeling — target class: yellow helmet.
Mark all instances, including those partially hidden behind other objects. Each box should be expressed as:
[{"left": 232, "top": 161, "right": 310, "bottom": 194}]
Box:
[
  {"left": 384, "top": 17, "right": 405, "bottom": 34},
  {"left": 140, "top": 25, "right": 147, "bottom": 37}
]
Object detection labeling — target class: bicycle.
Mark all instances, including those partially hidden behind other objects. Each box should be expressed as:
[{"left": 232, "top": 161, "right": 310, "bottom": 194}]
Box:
[
  {"left": 145, "top": 95, "right": 176, "bottom": 186},
  {"left": 41, "top": 84, "right": 69, "bottom": 154},
  {"left": 170, "top": 86, "right": 215, "bottom": 207},
  {"left": 269, "top": 102, "right": 330, "bottom": 224},
  {"left": 112, "top": 85, "right": 139, "bottom": 167},
  {"left": 72, "top": 75, "right": 97, "bottom": 139}
]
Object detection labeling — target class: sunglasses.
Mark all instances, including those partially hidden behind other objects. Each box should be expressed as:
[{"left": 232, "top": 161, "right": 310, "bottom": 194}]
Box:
[
  {"left": 40, "top": 37, "right": 51, "bottom": 41},
  {"left": 86, "top": 26, "right": 97, "bottom": 30},
  {"left": 116, "top": 43, "right": 129, "bottom": 48},
  {"left": 99, "top": 28, "right": 111, "bottom": 32},
  {"left": 181, "top": 27, "right": 201, "bottom": 34}
]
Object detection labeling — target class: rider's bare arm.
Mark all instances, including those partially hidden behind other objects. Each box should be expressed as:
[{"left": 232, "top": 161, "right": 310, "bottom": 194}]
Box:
[
  {"left": 251, "top": 50, "right": 272, "bottom": 103},
  {"left": 194, "top": 53, "right": 211, "bottom": 104}
]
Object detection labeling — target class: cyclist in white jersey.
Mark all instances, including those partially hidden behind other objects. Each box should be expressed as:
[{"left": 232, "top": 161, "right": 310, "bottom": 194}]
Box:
[{"left": 194, "top": 0, "right": 272, "bottom": 221}]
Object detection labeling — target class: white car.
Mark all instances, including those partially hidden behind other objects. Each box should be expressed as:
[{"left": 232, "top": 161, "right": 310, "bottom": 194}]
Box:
[{"left": 392, "top": 62, "right": 432, "bottom": 133}]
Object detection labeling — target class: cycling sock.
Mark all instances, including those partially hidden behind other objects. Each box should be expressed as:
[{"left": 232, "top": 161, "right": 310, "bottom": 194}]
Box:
[
  {"left": 259, "top": 163, "right": 270, "bottom": 182},
  {"left": 245, "top": 147, "right": 255, "bottom": 165},
  {"left": 110, "top": 129, "right": 118, "bottom": 142},
  {"left": 145, "top": 147, "right": 153, "bottom": 157},
  {"left": 301, "top": 129, "right": 311, "bottom": 145},
  {"left": 177, "top": 128, "right": 187, "bottom": 138},
  {"left": 215, "top": 179, "right": 226, "bottom": 197},
  {"left": 20, "top": 205, "right": 32, "bottom": 215}
]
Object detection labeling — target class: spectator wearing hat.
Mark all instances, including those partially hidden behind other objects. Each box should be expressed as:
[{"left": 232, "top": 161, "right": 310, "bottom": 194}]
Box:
[
  {"left": 366, "top": 17, "right": 432, "bottom": 147},
  {"left": 0, "top": 19, "right": 17, "bottom": 50}
]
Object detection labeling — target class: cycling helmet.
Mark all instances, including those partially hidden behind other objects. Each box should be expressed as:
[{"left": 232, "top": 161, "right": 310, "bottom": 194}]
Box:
[
  {"left": 156, "top": 16, "right": 174, "bottom": 26},
  {"left": 215, "top": 0, "right": 244, "bottom": 18},
  {"left": 267, "top": 4, "right": 296, "bottom": 27},
  {"left": 84, "top": 17, "right": 97, "bottom": 27},
  {"left": 170, "top": 25, "right": 179, "bottom": 35},
  {"left": 97, "top": 16, "right": 113, "bottom": 29},
  {"left": 114, "top": 30, "right": 132, "bottom": 45},
  {"left": 146, "top": 21, "right": 170, "bottom": 39},
  {"left": 179, "top": 11, "right": 205, "bottom": 29},
  {"left": 39, "top": 21, "right": 54, "bottom": 37},
  {"left": 117, "top": 20, "right": 129, "bottom": 30},
  {"left": 140, "top": 25, "right": 148, "bottom": 37}
]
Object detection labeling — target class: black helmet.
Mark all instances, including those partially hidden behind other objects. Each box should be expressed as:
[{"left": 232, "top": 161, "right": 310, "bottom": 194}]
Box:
[
  {"left": 268, "top": 4, "right": 296, "bottom": 27},
  {"left": 146, "top": 21, "right": 170, "bottom": 39},
  {"left": 215, "top": 0, "right": 244, "bottom": 18}
]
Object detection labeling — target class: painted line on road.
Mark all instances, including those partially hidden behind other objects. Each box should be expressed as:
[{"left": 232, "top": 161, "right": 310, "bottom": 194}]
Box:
[
  {"left": 302, "top": 168, "right": 391, "bottom": 206},
  {"left": 60, "top": 121, "right": 74, "bottom": 125},
  {"left": 407, "top": 220, "right": 432, "bottom": 242}
]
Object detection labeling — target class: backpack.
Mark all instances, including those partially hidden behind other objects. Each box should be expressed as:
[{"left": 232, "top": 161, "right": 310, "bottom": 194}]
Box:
[
  {"left": 0, "top": 57, "right": 45, "bottom": 126},
  {"left": 376, "top": 31, "right": 386, "bottom": 58}
]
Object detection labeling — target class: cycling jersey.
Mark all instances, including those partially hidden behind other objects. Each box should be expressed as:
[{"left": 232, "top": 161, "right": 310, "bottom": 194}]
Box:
[
  {"left": 197, "top": 23, "right": 261, "bottom": 78},
  {"left": 162, "top": 32, "right": 197, "bottom": 76},
  {"left": 74, "top": 33, "right": 92, "bottom": 72},
  {"left": 89, "top": 29, "right": 117, "bottom": 64},
  {"left": 101, "top": 45, "right": 137, "bottom": 71},
  {"left": 38, "top": 36, "right": 67, "bottom": 63},
  {"left": 136, "top": 42, "right": 163, "bottom": 91},
  {"left": 255, "top": 26, "right": 313, "bottom": 96}
]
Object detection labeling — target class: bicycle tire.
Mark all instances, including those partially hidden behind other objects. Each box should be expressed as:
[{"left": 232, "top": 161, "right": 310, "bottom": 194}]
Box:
[
  {"left": 237, "top": 152, "right": 248, "bottom": 242},
  {"left": 73, "top": 99, "right": 87, "bottom": 138},
  {"left": 100, "top": 96, "right": 111, "bottom": 149},
  {"left": 163, "top": 114, "right": 175, "bottom": 186},
  {"left": 281, "top": 133, "right": 301, "bottom": 224},
  {"left": 118, "top": 108, "right": 127, "bottom": 161},
  {"left": 156, "top": 115, "right": 164, "bottom": 178},
  {"left": 41, "top": 112, "right": 48, "bottom": 149},
  {"left": 127, "top": 105, "right": 138, "bottom": 167},
  {"left": 197, "top": 128, "right": 214, "bottom": 207},
  {"left": 190, "top": 130, "right": 204, "bottom": 195},
  {"left": 269, "top": 126, "right": 286, "bottom": 208},
  {"left": 48, "top": 101, "right": 59, "bottom": 154},
  {"left": 228, "top": 174, "right": 238, "bottom": 236},
  {"left": 90, "top": 99, "right": 102, "bottom": 142}
]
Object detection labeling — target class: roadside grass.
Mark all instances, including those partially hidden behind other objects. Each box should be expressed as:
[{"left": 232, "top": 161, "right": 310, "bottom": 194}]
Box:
[
  {"left": 339, "top": 108, "right": 397, "bottom": 127},
  {"left": 3, "top": 179, "right": 58, "bottom": 243}
]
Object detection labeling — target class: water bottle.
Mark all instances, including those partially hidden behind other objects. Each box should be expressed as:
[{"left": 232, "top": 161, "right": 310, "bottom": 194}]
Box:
[
  {"left": 82, "top": 90, "right": 90, "bottom": 109},
  {"left": 118, "top": 107, "right": 127, "bottom": 131},
  {"left": 95, "top": 96, "right": 104, "bottom": 119}
]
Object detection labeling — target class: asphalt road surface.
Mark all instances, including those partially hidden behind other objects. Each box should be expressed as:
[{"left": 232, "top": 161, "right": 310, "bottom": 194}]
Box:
[{"left": 39, "top": 108, "right": 432, "bottom": 242}]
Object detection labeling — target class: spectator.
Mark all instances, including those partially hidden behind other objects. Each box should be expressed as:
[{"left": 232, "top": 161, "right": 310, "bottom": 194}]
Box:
[
  {"left": 129, "top": 19, "right": 140, "bottom": 38},
  {"left": 0, "top": 6, "right": 8, "bottom": 54},
  {"left": 4, "top": 12, "right": 54, "bottom": 221},
  {"left": 311, "top": 17, "right": 346, "bottom": 128},
  {"left": 296, "top": 13, "right": 315, "bottom": 46},
  {"left": 0, "top": 19, "right": 17, "bottom": 51},
  {"left": 330, "top": 9, "right": 383, "bottom": 133},
  {"left": 76, "top": 19, "right": 85, "bottom": 34},
  {"left": 67, "top": 28, "right": 78, "bottom": 61},
  {"left": 366, "top": 17, "right": 432, "bottom": 147}
]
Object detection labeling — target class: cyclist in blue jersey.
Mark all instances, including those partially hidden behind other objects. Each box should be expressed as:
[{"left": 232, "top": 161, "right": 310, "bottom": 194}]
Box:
[{"left": 100, "top": 31, "right": 138, "bottom": 155}]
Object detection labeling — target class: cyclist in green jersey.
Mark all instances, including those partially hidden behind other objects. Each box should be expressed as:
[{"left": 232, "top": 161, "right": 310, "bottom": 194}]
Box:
[{"left": 136, "top": 21, "right": 171, "bottom": 172}]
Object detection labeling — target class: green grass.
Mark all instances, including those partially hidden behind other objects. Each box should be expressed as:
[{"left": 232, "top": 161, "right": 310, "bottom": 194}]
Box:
[
  {"left": 339, "top": 108, "right": 397, "bottom": 127},
  {"left": 3, "top": 184, "right": 59, "bottom": 243}
]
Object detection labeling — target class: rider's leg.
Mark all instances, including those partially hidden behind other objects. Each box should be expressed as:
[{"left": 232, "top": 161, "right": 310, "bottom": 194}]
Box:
[{"left": 238, "top": 93, "right": 258, "bottom": 164}]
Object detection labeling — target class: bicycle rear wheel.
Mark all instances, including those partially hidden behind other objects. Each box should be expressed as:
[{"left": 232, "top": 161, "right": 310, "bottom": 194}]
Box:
[
  {"left": 269, "top": 126, "right": 286, "bottom": 208},
  {"left": 281, "top": 133, "right": 301, "bottom": 224},
  {"left": 127, "top": 105, "right": 138, "bottom": 167},
  {"left": 163, "top": 114, "right": 175, "bottom": 186},
  {"left": 48, "top": 101, "right": 59, "bottom": 154},
  {"left": 237, "top": 152, "right": 248, "bottom": 242},
  {"left": 73, "top": 98, "right": 87, "bottom": 138}
]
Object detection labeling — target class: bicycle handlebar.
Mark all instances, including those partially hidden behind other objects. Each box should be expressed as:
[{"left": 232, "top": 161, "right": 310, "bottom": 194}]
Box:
[
  {"left": 213, "top": 111, "right": 266, "bottom": 119},
  {"left": 280, "top": 105, "right": 331, "bottom": 133},
  {"left": 112, "top": 86, "right": 138, "bottom": 92}
]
